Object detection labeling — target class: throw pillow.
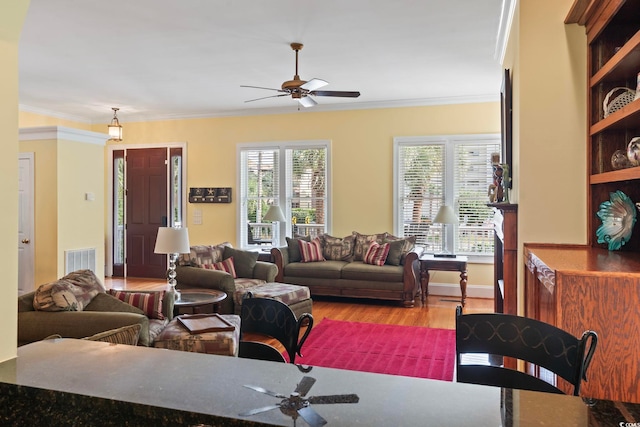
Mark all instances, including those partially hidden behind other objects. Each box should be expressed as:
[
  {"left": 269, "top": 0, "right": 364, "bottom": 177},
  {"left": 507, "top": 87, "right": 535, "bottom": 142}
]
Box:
[
  {"left": 33, "top": 280, "right": 82, "bottom": 311},
  {"left": 85, "top": 292, "right": 145, "bottom": 316},
  {"left": 321, "top": 234, "right": 355, "bottom": 261},
  {"left": 179, "top": 242, "right": 232, "bottom": 267},
  {"left": 107, "top": 290, "right": 165, "bottom": 320},
  {"left": 353, "top": 232, "right": 388, "bottom": 261},
  {"left": 384, "top": 235, "right": 417, "bottom": 266},
  {"left": 223, "top": 246, "right": 258, "bottom": 278},
  {"left": 299, "top": 238, "right": 325, "bottom": 262},
  {"left": 203, "top": 257, "right": 237, "bottom": 278},
  {"left": 363, "top": 242, "right": 391, "bottom": 266},
  {"left": 83, "top": 324, "right": 142, "bottom": 346},
  {"left": 286, "top": 235, "right": 312, "bottom": 262}
]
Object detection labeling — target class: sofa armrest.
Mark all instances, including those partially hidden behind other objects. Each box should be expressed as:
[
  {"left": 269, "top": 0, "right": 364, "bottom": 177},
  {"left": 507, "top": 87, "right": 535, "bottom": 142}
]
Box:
[
  {"left": 401, "top": 251, "right": 421, "bottom": 306},
  {"left": 271, "top": 247, "right": 289, "bottom": 282},
  {"left": 175, "top": 265, "right": 236, "bottom": 313},
  {"left": 253, "top": 261, "right": 278, "bottom": 282},
  {"left": 18, "top": 311, "right": 148, "bottom": 346}
]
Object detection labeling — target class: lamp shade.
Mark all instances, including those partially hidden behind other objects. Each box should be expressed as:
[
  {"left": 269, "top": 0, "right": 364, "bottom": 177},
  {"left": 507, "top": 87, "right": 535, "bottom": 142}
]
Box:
[
  {"left": 263, "top": 205, "right": 286, "bottom": 222},
  {"left": 433, "top": 205, "right": 458, "bottom": 225},
  {"left": 154, "top": 227, "right": 190, "bottom": 254}
]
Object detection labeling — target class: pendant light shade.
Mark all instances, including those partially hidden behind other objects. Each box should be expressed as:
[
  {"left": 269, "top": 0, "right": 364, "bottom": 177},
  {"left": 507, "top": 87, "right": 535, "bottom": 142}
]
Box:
[{"left": 108, "top": 107, "right": 123, "bottom": 141}]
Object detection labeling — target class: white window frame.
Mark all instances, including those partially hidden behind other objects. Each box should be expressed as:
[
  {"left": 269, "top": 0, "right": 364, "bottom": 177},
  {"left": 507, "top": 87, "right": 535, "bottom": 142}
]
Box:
[
  {"left": 237, "top": 140, "right": 332, "bottom": 249},
  {"left": 393, "top": 134, "right": 500, "bottom": 263}
]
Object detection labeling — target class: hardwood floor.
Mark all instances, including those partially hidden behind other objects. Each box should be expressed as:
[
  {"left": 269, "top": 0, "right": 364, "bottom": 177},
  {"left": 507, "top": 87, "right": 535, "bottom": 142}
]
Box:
[{"left": 104, "top": 277, "right": 493, "bottom": 330}]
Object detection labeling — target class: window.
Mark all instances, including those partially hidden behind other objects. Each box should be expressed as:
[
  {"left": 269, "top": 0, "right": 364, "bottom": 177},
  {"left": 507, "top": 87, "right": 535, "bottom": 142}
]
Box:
[
  {"left": 394, "top": 135, "right": 500, "bottom": 260},
  {"left": 238, "top": 141, "right": 330, "bottom": 248}
]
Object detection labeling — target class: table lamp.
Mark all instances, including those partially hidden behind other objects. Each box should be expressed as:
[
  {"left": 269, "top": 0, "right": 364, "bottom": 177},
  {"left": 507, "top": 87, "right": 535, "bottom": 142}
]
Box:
[
  {"left": 263, "top": 204, "right": 286, "bottom": 246},
  {"left": 154, "top": 226, "right": 190, "bottom": 300},
  {"left": 433, "top": 205, "right": 457, "bottom": 258}
]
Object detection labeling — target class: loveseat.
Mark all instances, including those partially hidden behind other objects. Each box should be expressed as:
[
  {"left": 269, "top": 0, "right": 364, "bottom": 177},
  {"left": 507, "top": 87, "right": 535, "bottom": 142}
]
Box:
[
  {"left": 175, "top": 243, "right": 278, "bottom": 314},
  {"left": 18, "top": 270, "right": 174, "bottom": 347},
  {"left": 272, "top": 232, "right": 422, "bottom": 307}
]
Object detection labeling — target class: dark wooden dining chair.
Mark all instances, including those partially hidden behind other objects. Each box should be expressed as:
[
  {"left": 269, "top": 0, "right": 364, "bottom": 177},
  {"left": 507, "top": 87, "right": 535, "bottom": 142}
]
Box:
[
  {"left": 239, "top": 293, "right": 313, "bottom": 364},
  {"left": 238, "top": 340, "right": 287, "bottom": 363},
  {"left": 455, "top": 306, "right": 598, "bottom": 395}
]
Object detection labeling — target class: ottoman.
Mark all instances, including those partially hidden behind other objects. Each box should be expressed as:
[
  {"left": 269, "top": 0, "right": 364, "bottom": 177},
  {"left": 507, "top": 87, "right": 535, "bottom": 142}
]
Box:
[
  {"left": 233, "top": 282, "right": 313, "bottom": 319},
  {"left": 153, "top": 314, "right": 240, "bottom": 356}
]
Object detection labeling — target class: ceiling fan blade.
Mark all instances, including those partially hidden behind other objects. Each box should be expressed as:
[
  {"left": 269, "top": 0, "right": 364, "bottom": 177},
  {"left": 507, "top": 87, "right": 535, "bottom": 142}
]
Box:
[
  {"left": 308, "top": 394, "right": 360, "bottom": 405},
  {"left": 243, "top": 384, "right": 286, "bottom": 398},
  {"left": 245, "top": 94, "right": 290, "bottom": 103},
  {"left": 240, "top": 85, "right": 285, "bottom": 92},
  {"left": 297, "top": 406, "right": 327, "bottom": 427},
  {"left": 300, "top": 78, "right": 328, "bottom": 92},
  {"left": 238, "top": 404, "right": 282, "bottom": 417},
  {"left": 309, "top": 90, "right": 360, "bottom": 98},
  {"left": 298, "top": 96, "right": 317, "bottom": 108},
  {"left": 294, "top": 376, "right": 316, "bottom": 396}
]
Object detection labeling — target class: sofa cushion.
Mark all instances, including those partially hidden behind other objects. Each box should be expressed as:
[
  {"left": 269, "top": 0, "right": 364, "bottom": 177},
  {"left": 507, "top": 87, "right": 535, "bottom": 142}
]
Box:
[
  {"left": 321, "top": 234, "right": 355, "bottom": 261},
  {"left": 353, "top": 232, "right": 388, "bottom": 261},
  {"left": 285, "top": 260, "right": 347, "bottom": 280},
  {"left": 299, "top": 238, "right": 325, "bottom": 262},
  {"left": 363, "top": 242, "right": 390, "bottom": 266},
  {"left": 83, "top": 324, "right": 142, "bottom": 346},
  {"left": 107, "top": 289, "right": 166, "bottom": 320},
  {"left": 179, "top": 242, "right": 231, "bottom": 267},
  {"left": 341, "top": 261, "right": 404, "bottom": 282},
  {"left": 223, "top": 246, "right": 258, "bottom": 278},
  {"left": 385, "top": 235, "right": 417, "bottom": 265},
  {"left": 286, "top": 235, "right": 311, "bottom": 263},
  {"left": 204, "top": 257, "right": 237, "bottom": 278}
]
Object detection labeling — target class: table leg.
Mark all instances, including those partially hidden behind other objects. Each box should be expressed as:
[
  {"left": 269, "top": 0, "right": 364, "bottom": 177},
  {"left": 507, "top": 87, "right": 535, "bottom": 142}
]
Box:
[
  {"left": 460, "top": 270, "right": 468, "bottom": 306},
  {"left": 420, "top": 267, "right": 430, "bottom": 304}
]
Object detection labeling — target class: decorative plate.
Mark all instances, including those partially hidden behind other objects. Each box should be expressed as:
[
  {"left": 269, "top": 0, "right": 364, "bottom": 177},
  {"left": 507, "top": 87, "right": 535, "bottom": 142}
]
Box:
[{"left": 596, "top": 190, "right": 638, "bottom": 251}]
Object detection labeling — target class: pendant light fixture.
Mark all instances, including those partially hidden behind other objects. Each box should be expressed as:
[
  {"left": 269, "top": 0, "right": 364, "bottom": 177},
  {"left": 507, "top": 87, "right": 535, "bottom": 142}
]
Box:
[{"left": 107, "top": 107, "right": 123, "bottom": 141}]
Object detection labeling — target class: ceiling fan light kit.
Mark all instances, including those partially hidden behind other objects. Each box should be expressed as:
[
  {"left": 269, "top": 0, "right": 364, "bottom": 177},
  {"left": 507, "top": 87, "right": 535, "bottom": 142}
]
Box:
[{"left": 241, "top": 43, "right": 360, "bottom": 108}]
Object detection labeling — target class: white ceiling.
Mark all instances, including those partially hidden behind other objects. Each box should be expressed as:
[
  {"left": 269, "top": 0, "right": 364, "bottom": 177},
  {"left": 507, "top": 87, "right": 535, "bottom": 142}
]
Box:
[{"left": 18, "top": 0, "right": 510, "bottom": 124}]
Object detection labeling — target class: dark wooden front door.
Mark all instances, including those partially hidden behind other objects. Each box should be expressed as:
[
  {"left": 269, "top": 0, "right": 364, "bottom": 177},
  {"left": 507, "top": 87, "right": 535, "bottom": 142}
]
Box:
[{"left": 126, "top": 148, "right": 168, "bottom": 278}]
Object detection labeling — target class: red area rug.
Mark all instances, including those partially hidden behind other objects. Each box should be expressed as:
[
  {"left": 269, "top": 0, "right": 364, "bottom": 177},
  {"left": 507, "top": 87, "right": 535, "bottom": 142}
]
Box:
[{"left": 294, "top": 318, "right": 456, "bottom": 381}]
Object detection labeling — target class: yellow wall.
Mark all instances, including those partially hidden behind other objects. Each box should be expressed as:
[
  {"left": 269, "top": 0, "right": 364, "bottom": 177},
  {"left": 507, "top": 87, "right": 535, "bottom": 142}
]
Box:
[
  {"left": 19, "top": 130, "right": 106, "bottom": 285},
  {"left": 504, "top": 0, "right": 587, "bottom": 312},
  {"left": 19, "top": 110, "right": 92, "bottom": 131},
  {"left": 57, "top": 139, "right": 105, "bottom": 279},
  {"left": 0, "top": 0, "right": 30, "bottom": 363}
]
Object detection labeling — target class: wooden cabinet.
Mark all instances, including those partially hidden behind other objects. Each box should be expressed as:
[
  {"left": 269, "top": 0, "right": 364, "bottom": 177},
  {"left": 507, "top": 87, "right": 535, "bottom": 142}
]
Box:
[
  {"left": 524, "top": 243, "right": 640, "bottom": 402},
  {"left": 489, "top": 203, "right": 518, "bottom": 315},
  {"left": 567, "top": 0, "right": 640, "bottom": 252}
]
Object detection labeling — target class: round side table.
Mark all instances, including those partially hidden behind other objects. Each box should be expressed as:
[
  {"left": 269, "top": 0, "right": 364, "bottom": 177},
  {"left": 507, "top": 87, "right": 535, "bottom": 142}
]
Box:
[{"left": 173, "top": 289, "right": 227, "bottom": 316}]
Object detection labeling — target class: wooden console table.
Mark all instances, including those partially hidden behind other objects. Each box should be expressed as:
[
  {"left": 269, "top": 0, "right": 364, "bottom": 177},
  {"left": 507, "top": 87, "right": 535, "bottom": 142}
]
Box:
[{"left": 419, "top": 254, "right": 468, "bottom": 305}]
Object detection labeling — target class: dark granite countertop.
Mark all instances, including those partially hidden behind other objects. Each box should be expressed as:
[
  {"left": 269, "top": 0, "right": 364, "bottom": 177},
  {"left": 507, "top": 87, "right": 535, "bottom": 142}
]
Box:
[{"left": 0, "top": 339, "right": 638, "bottom": 426}]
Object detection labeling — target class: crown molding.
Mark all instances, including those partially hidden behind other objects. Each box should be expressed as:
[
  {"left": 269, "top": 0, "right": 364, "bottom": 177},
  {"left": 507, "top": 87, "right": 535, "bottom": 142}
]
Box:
[
  {"left": 495, "top": 0, "right": 517, "bottom": 64},
  {"left": 19, "top": 104, "right": 92, "bottom": 124},
  {"left": 19, "top": 126, "right": 110, "bottom": 145}
]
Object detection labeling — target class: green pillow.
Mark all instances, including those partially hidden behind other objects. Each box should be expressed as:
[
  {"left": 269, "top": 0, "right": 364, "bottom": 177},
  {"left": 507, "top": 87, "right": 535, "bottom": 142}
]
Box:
[
  {"left": 85, "top": 292, "right": 145, "bottom": 315},
  {"left": 286, "top": 235, "right": 311, "bottom": 262},
  {"left": 385, "top": 239, "right": 407, "bottom": 266},
  {"left": 223, "top": 246, "right": 258, "bottom": 278}
]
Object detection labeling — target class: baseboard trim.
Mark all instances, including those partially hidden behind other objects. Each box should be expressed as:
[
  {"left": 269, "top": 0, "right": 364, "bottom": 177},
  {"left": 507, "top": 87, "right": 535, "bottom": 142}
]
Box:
[{"left": 426, "top": 282, "right": 494, "bottom": 300}]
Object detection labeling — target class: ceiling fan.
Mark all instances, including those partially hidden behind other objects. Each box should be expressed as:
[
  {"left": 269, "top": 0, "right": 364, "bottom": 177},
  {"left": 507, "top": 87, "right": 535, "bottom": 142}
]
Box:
[
  {"left": 239, "top": 376, "right": 359, "bottom": 427},
  {"left": 241, "top": 43, "right": 361, "bottom": 108}
]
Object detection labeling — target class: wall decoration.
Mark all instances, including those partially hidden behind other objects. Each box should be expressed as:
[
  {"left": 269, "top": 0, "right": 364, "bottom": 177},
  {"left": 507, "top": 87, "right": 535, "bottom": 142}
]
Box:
[
  {"left": 501, "top": 68, "right": 513, "bottom": 189},
  {"left": 189, "top": 187, "right": 232, "bottom": 203}
]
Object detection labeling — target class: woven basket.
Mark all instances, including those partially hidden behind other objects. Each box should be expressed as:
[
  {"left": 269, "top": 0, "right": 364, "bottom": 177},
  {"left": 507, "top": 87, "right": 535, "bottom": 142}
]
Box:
[{"left": 603, "top": 87, "right": 636, "bottom": 118}]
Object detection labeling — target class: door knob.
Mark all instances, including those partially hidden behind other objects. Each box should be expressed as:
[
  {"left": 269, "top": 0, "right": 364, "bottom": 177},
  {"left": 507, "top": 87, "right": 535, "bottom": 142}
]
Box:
[{"left": 21, "top": 238, "right": 30, "bottom": 244}]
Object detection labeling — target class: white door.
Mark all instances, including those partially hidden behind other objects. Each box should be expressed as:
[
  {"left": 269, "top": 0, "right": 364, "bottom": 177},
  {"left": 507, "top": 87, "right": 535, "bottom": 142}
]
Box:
[{"left": 18, "top": 153, "right": 35, "bottom": 295}]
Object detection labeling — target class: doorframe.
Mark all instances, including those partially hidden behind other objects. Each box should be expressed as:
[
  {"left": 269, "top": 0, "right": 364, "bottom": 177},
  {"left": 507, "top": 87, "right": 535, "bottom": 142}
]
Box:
[
  {"left": 106, "top": 142, "right": 187, "bottom": 277},
  {"left": 18, "top": 152, "right": 35, "bottom": 294}
]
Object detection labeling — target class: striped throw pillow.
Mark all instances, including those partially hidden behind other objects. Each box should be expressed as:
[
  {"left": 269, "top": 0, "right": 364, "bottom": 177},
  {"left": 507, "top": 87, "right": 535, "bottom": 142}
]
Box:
[
  {"left": 83, "top": 324, "right": 142, "bottom": 346},
  {"left": 299, "top": 238, "right": 325, "bottom": 262},
  {"left": 203, "top": 257, "right": 237, "bottom": 278},
  {"left": 108, "top": 290, "right": 165, "bottom": 320},
  {"left": 363, "top": 242, "right": 390, "bottom": 266}
]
